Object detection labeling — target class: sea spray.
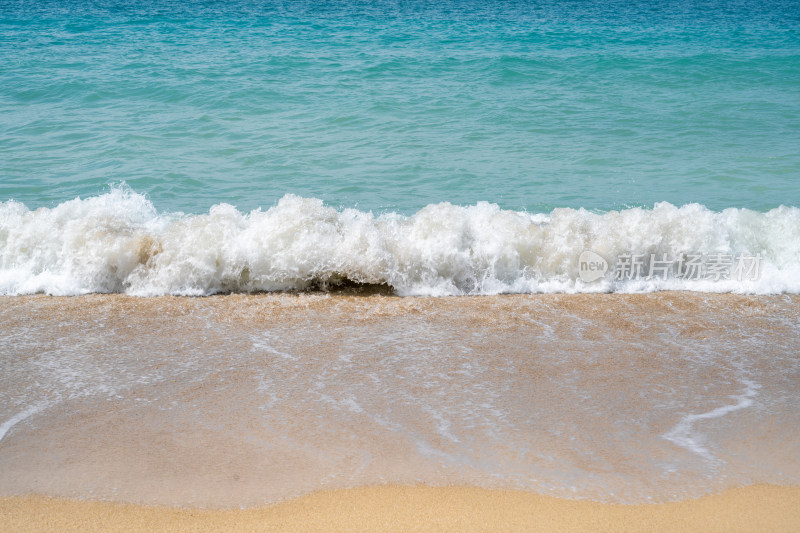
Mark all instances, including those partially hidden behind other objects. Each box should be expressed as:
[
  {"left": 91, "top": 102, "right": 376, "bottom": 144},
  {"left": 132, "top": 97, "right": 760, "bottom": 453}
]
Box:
[{"left": 1, "top": 186, "right": 799, "bottom": 296}]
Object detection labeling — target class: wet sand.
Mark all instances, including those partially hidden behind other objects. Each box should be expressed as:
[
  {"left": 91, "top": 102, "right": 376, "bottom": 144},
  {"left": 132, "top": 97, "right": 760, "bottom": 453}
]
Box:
[
  {"left": 2, "top": 484, "right": 800, "bottom": 532},
  {"left": 0, "top": 293, "right": 798, "bottom": 528}
]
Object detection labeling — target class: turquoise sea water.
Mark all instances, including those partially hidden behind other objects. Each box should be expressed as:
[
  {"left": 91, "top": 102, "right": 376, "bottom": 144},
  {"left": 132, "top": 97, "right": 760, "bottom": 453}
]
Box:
[
  {"left": 2, "top": 0, "right": 799, "bottom": 214},
  {"left": 1, "top": 0, "right": 799, "bottom": 295}
]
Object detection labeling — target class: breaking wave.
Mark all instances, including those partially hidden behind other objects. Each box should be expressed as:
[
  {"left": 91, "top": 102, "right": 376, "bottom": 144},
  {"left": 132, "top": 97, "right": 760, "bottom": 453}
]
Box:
[{"left": 1, "top": 186, "right": 798, "bottom": 296}]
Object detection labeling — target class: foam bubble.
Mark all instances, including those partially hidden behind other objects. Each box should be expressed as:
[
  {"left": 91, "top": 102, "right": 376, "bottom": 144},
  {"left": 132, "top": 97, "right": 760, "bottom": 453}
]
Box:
[{"left": 1, "top": 186, "right": 798, "bottom": 296}]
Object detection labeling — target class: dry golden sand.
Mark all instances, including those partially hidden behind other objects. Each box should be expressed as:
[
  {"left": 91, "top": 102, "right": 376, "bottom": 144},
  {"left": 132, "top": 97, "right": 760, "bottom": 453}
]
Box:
[{"left": 2, "top": 484, "right": 799, "bottom": 533}]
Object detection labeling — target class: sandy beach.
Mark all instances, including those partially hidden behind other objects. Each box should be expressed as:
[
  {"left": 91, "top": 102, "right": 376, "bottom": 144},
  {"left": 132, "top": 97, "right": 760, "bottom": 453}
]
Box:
[
  {"left": 3, "top": 0, "right": 800, "bottom": 529},
  {"left": 1, "top": 293, "right": 798, "bottom": 531},
  {"left": 2, "top": 484, "right": 800, "bottom": 532}
]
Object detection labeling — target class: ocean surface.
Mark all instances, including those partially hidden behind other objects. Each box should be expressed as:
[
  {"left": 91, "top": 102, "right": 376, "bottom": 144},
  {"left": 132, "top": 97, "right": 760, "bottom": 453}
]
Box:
[{"left": 1, "top": 0, "right": 800, "bottom": 295}]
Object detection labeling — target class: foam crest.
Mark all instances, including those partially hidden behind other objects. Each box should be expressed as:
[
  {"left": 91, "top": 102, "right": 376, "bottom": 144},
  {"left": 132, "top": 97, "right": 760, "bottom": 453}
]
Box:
[{"left": 1, "top": 187, "right": 798, "bottom": 296}]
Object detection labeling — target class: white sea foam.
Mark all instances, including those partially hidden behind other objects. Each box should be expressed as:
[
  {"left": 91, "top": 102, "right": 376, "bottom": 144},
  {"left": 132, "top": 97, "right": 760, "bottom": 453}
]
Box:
[
  {"left": 0, "top": 401, "right": 51, "bottom": 443},
  {"left": 1, "top": 186, "right": 799, "bottom": 296},
  {"left": 663, "top": 379, "right": 761, "bottom": 461}
]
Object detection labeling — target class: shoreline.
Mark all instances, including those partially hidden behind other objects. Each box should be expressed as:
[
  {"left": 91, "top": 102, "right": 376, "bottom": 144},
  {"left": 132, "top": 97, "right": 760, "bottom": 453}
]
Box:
[
  {"left": 1, "top": 293, "right": 799, "bottom": 508},
  {"left": 2, "top": 293, "right": 798, "bottom": 527},
  {"left": 2, "top": 484, "right": 800, "bottom": 532}
]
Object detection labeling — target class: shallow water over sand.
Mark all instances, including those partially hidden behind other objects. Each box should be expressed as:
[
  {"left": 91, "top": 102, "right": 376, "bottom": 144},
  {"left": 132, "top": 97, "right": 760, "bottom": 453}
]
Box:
[{"left": 0, "top": 293, "right": 798, "bottom": 507}]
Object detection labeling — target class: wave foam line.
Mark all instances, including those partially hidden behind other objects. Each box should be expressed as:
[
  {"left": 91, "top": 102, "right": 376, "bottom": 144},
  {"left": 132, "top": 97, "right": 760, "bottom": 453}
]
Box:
[
  {"left": 0, "top": 401, "right": 51, "bottom": 444},
  {"left": 1, "top": 187, "right": 799, "bottom": 296},
  {"left": 663, "top": 379, "right": 760, "bottom": 461}
]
